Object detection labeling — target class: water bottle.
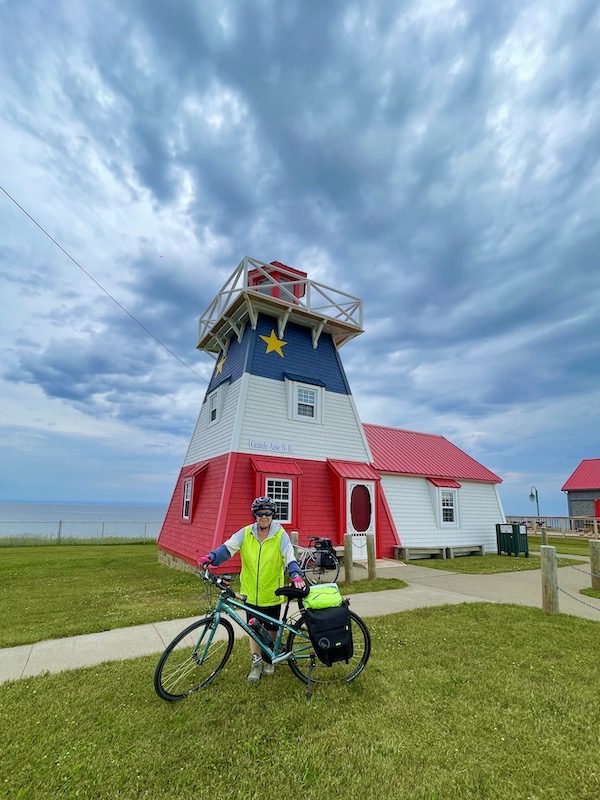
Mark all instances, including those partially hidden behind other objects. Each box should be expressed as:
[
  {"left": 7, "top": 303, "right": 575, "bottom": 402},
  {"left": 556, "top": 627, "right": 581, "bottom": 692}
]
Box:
[{"left": 248, "top": 617, "right": 272, "bottom": 645}]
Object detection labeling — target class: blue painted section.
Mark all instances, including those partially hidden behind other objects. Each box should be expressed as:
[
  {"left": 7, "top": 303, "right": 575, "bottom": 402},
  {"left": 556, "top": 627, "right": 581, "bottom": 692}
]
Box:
[
  {"left": 250, "top": 315, "right": 351, "bottom": 394},
  {"left": 204, "top": 313, "right": 352, "bottom": 397}
]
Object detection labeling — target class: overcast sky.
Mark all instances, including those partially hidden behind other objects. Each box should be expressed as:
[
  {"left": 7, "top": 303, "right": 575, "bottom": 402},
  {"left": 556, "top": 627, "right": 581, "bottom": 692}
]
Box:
[{"left": 1, "top": 0, "right": 599, "bottom": 516}]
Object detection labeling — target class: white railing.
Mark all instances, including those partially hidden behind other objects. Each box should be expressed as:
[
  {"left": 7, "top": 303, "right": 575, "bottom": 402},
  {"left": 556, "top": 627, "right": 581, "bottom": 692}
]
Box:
[
  {"left": 198, "top": 256, "right": 363, "bottom": 346},
  {"left": 0, "top": 519, "right": 162, "bottom": 543},
  {"left": 506, "top": 515, "right": 600, "bottom": 538}
]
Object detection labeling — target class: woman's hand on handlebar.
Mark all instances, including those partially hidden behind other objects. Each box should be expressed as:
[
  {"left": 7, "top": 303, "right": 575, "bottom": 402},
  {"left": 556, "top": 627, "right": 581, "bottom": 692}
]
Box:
[{"left": 291, "top": 575, "right": 306, "bottom": 590}]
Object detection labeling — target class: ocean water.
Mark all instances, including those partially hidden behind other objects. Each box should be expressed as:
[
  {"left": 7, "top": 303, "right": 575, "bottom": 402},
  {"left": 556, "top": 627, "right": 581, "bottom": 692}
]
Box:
[{"left": 0, "top": 501, "right": 166, "bottom": 540}]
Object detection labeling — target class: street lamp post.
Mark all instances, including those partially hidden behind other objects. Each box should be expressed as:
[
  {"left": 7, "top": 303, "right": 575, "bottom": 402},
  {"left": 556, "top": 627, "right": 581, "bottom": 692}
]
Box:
[
  {"left": 529, "top": 486, "right": 540, "bottom": 517},
  {"left": 529, "top": 486, "right": 546, "bottom": 544}
]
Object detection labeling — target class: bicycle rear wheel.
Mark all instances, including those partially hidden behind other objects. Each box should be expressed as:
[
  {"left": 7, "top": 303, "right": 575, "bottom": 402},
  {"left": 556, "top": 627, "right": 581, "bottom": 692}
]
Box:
[
  {"left": 304, "top": 552, "right": 340, "bottom": 585},
  {"left": 285, "top": 609, "right": 371, "bottom": 684},
  {"left": 154, "top": 616, "right": 234, "bottom": 701}
]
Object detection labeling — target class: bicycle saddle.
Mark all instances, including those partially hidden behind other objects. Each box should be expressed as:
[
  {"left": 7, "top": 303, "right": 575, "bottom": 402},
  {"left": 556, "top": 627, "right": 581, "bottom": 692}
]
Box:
[{"left": 275, "top": 584, "right": 310, "bottom": 599}]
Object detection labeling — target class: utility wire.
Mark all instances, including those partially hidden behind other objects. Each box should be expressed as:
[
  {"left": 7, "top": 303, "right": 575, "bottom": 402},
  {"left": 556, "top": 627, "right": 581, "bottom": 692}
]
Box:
[{"left": 0, "top": 184, "right": 208, "bottom": 383}]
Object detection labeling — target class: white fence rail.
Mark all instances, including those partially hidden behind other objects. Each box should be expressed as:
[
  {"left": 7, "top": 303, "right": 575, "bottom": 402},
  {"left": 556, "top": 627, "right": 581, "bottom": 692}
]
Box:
[
  {"left": 507, "top": 515, "right": 600, "bottom": 538},
  {"left": 0, "top": 519, "right": 163, "bottom": 542}
]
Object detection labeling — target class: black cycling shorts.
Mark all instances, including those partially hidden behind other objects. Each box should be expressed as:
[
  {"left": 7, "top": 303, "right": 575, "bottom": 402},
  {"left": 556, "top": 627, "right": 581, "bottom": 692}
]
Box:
[{"left": 246, "top": 603, "right": 281, "bottom": 632}]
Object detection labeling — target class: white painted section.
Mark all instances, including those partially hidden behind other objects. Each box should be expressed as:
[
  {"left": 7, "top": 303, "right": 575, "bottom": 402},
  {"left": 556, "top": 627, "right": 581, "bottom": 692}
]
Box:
[
  {"left": 346, "top": 480, "right": 376, "bottom": 559},
  {"left": 237, "top": 375, "right": 371, "bottom": 462},
  {"left": 183, "top": 379, "right": 241, "bottom": 466},
  {"left": 380, "top": 475, "right": 504, "bottom": 552}
]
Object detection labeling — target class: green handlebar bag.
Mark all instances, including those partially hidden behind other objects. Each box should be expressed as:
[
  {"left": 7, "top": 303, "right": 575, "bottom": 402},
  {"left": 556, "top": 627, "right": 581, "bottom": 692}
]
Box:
[{"left": 303, "top": 583, "right": 343, "bottom": 609}]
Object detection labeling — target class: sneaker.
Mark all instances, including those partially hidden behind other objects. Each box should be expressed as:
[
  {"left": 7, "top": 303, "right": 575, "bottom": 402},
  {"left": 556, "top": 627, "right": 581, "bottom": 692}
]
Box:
[
  {"left": 262, "top": 661, "right": 275, "bottom": 676},
  {"left": 247, "top": 658, "right": 263, "bottom": 684}
]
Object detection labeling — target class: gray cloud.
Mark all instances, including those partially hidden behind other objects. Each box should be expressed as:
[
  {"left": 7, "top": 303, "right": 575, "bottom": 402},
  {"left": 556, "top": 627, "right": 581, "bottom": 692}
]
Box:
[{"left": 1, "top": 0, "right": 599, "bottom": 512}]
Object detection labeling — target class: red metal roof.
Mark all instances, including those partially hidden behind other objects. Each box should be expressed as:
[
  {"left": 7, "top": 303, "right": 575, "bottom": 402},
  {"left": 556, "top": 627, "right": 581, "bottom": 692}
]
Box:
[
  {"left": 327, "top": 460, "right": 380, "bottom": 481},
  {"left": 363, "top": 424, "right": 502, "bottom": 483},
  {"left": 427, "top": 478, "right": 462, "bottom": 488},
  {"left": 250, "top": 457, "right": 303, "bottom": 475},
  {"left": 561, "top": 459, "right": 600, "bottom": 491}
]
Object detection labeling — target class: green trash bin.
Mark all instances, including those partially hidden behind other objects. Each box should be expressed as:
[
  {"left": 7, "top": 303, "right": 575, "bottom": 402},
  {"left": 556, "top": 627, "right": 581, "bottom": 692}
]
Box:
[{"left": 496, "top": 523, "right": 529, "bottom": 557}]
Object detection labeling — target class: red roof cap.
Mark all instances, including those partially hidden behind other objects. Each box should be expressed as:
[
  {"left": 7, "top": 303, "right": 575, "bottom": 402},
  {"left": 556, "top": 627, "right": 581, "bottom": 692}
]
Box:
[
  {"left": 327, "top": 460, "right": 380, "bottom": 481},
  {"left": 363, "top": 424, "right": 502, "bottom": 483},
  {"left": 561, "top": 459, "right": 600, "bottom": 491}
]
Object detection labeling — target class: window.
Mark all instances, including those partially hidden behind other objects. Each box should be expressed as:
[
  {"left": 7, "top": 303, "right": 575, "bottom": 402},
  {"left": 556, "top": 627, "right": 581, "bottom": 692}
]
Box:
[
  {"left": 206, "top": 382, "right": 228, "bottom": 426},
  {"left": 182, "top": 479, "right": 192, "bottom": 520},
  {"left": 297, "top": 387, "right": 316, "bottom": 418},
  {"left": 266, "top": 478, "right": 292, "bottom": 523},
  {"left": 208, "top": 392, "right": 219, "bottom": 424},
  {"left": 287, "top": 379, "right": 323, "bottom": 424},
  {"left": 440, "top": 489, "right": 457, "bottom": 525}
]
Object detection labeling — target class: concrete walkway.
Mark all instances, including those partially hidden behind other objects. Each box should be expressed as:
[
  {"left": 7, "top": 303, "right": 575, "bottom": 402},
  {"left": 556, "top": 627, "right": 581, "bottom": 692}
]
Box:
[{"left": 1, "top": 557, "right": 599, "bottom": 684}]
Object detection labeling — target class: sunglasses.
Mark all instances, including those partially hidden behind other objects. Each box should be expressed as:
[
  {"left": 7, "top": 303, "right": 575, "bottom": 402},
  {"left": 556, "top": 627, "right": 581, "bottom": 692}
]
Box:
[{"left": 255, "top": 511, "right": 273, "bottom": 518}]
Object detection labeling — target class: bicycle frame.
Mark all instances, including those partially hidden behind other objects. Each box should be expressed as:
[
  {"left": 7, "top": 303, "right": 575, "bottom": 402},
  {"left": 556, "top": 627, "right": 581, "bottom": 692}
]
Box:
[{"left": 194, "top": 591, "right": 312, "bottom": 667}]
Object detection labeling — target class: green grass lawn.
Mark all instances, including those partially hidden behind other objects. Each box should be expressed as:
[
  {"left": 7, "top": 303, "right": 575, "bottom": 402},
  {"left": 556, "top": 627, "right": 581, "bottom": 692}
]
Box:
[
  {"left": 1, "top": 604, "right": 598, "bottom": 800},
  {"left": 581, "top": 587, "right": 600, "bottom": 599},
  {"left": 340, "top": 576, "right": 406, "bottom": 594},
  {"left": 0, "top": 544, "right": 204, "bottom": 648},
  {"left": 406, "top": 553, "right": 580, "bottom": 574},
  {"left": 528, "top": 535, "right": 596, "bottom": 556},
  {"left": 0, "top": 545, "right": 406, "bottom": 648}
]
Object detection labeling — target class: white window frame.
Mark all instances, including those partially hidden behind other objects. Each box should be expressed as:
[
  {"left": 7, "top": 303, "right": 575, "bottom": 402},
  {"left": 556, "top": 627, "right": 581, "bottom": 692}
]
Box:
[
  {"left": 286, "top": 379, "right": 323, "bottom": 424},
  {"left": 206, "top": 383, "right": 227, "bottom": 426},
  {"left": 182, "top": 478, "right": 193, "bottom": 520},
  {"left": 266, "top": 477, "right": 292, "bottom": 524},
  {"left": 439, "top": 488, "right": 459, "bottom": 527}
]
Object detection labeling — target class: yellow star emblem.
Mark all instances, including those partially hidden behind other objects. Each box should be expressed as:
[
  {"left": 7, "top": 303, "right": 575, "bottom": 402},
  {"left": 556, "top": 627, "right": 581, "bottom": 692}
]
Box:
[
  {"left": 215, "top": 354, "right": 227, "bottom": 374},
  {"left": 259, "top": 329, "right": 287, "bottom": 357}
]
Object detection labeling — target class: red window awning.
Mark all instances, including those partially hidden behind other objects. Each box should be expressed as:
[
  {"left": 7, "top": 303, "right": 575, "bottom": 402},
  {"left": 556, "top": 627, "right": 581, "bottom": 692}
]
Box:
[
  {"left": 427, "top": 477, "right": 462, "bottom": 488},
  {"left": 327, "top": 460, "right": 380, "bottom": 481},
  {"left": 250, "top": 457, "right": 303, "bottom": 476}
]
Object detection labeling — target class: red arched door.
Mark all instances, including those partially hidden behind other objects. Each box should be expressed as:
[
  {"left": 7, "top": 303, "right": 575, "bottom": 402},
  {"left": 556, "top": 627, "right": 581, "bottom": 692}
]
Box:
[{"left": 346, "top": 481, "right": 375, "bottom": 558}]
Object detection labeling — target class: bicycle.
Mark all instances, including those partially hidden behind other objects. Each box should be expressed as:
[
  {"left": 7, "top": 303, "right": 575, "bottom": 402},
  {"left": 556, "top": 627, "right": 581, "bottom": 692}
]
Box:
[
  {"left": 154, "top": 568, "right": 371, "bottom": 701},
  {"left": 296, "top": 536, "right": 340, "bottom": 585}
]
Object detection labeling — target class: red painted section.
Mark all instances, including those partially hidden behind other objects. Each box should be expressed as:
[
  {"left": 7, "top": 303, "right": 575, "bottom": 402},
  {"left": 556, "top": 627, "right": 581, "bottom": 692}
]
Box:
[
  {"left": 375, "top": 482, "right": 400, "bottom": 557},
  {"left": 158, "top": 453, "right": 341, "bottom": 566},
  {"left": 364, "top": 424, "right": 502, "bottom": 483},
  {"left": 158, "top": 454, "right": 229, "bottom": 564},
  {"left": 562, "top": 459, "right": 600, "bottom": 491},
  {"left": 595, "top": 499, "right": 600, "bottom": 517},
  {"left": 428, "top": 478, "right": 462, "bottom": 488},
  {"left": 247, "top": 262, "right": 307, "bottom": 301}
]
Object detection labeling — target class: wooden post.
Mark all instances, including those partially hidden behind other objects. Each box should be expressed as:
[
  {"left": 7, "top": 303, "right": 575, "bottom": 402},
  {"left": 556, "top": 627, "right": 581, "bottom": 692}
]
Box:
[
  {"left": 541, "top": 525, "right": 548, "bottom": 546},
  {"left": 590, "top": 540, "right": 600, "bottom": 592},
  {"left": 290, "top": 531, "right": 299, "bottom": 560},
  {"left": 344, "top": 533, "right": 353, "bottom": 584},
  {"left": 540, "top": 545, "right": 559, "bottom": 614},
  {"left": 593, "top": 518, "right": 599, "bottom": 538},
  {"left": 57, "top": 519, "right": 63, "bottom": 545},
  {"left": 366, "top": 534, "right": 376, "bottom": 581}
]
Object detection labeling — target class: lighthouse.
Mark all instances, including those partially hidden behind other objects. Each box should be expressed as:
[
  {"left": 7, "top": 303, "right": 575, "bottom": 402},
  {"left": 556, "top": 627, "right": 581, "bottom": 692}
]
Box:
[{"left": 157, "top": 256, "right": 398, "bottom": 570}]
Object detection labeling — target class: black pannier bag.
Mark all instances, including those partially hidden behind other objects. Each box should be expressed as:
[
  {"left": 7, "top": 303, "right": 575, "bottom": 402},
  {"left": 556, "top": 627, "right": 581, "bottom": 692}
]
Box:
[
  {"left": 314, "top": 539, "right": 336, "bottom": 569},
  {"left": 303, "top": 602, "right": 354, "bottom": 666}
]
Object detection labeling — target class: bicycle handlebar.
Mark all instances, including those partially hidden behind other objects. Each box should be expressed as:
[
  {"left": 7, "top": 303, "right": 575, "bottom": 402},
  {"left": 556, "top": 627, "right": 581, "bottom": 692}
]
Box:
[{"left": 199, "top": 567, "right": 247, "bottom": 602}]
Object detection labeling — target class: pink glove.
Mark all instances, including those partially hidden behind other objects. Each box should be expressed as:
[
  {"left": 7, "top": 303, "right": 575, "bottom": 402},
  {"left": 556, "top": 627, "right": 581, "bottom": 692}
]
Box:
[
  {"left": 291, "top": 576, "right": 305, "bottom": 587},
  {"left": 198, "top": 555, "right": 212, "bottom": 567}
]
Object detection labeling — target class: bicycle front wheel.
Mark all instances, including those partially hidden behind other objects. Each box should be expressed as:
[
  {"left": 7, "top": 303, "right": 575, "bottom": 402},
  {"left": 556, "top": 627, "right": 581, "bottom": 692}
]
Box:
[
  {"left": 304, "top": 552, "right": 340, "bottom": 585},
  {"left": 285, "top": 609, "right": 371, "bottom": 684},
  {"left": 154, "top": 616, "right": 234, "bottom": 701}
]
